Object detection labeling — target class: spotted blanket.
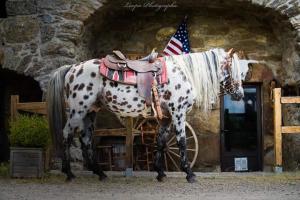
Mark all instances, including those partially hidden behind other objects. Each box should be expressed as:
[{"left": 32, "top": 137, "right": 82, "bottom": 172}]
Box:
[{"left": 99, "top": 57, "right": 168, "bottom": 85}]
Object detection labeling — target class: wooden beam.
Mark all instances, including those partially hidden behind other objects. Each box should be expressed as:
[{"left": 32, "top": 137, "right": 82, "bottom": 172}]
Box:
[
  {"left": 282, "top": 126, "right": 300, "bottom": 134},
  {"left": 93, "top": 128, "right": 128, "bottom": 137},
  {"left": 281, "top": 97, "right": 300, "bottom": 104},
  {"left": 273, "top": 88, "right": 282, "bottom": 166},
  {"left": 16, "top": 102, "right": 46, "bottom": 110},
  {"left": 125, "top": 117, "right": 133, "bottom": 168},
  {"left": 10, "top": 95, "right": 19, "bottom": 122}
]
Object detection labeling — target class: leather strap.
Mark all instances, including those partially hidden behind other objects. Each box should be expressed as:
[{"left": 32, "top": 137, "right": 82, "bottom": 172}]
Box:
[{"left": 152, "top": 79, "right": 163, "bottom": 120}]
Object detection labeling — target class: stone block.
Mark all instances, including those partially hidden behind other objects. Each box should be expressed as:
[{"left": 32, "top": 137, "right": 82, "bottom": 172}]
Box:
[
  {"left": 41, "top": 39, "right": 75, "bottom": 58},
  {"left": 16, "top": 55, "right": 32, "bottom": 73},
  {"left": 123, "top": 41, "right": 145, "bottom": 53},
  {"left": 2, "top": 46, "right": 21, "bottom": 70},
  {"left": 195, "top": 133, "right": 220, "bottom": 166},
  {"left": 24, "top": 42, "right": 38, "bottom": 54},
  {"left": 24, "top": 58, "right": 43, "bottom": 76},
  {"left": 2, "top": 16, "right": 39, "bottom": 43},
  {"left": 61, "top": 4, "right": 94, "bottom": 21},
  {"left": 56, "top": 21, "right": 83, "bottom": 43},
  {"left": 205, "top": 37, "right": 227, "bottom": 48},
  {"left": 37, "top": 0, "right": 71, "bottom": 10},
  {"left": 6, "top": 0, "right": 37, "bottom": 16},
  {"left": 264, "top": 149, "right": 274, "bottom": 166},
  {"left": 40, "top": 25, "right": 55, "bottom": 43},
  {"left": 156, "top": 27, "right": 176, "bottom": 41},
  {"left": 39, "top": 14, "right": 55, "bottom": 24},
  {"left": 188, "top": 109, "right": 220, "bottom": 135},
  {"left": 264, "top": 134, "right": 274, "bottom": 151},
  {"left": 0, "top": 47, "right": 4, "bottom": 65}
]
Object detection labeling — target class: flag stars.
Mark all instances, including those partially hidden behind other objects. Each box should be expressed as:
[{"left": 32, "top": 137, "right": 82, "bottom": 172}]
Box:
[{"left": 163, "top": 20, "right": 190, "bottom": 55}]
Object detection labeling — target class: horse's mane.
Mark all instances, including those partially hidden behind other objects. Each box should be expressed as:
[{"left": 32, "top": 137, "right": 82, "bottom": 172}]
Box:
[{"left": 166, "top": 48, "right": 241, "bottom": 113}]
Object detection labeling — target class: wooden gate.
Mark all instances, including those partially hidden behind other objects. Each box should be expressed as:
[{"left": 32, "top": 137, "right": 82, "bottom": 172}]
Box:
[{"left": 273, "top": 88, "right": 300, "bottom": 172}]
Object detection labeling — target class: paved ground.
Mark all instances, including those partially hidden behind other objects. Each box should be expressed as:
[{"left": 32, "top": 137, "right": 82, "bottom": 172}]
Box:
[{"left": 0, "top": 172, "right": 300, "bottom": 200}]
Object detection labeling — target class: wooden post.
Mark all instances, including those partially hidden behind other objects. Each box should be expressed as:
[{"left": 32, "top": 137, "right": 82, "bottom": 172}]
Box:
[
  {"left": 273, "top": 88, "right": 283, "bottom": 172},
  {"left": 125, "top": 117, "right": 133, "bottom": 176},
  {"left": 10, "top": 95, "right": 19, "bottom": 122}
]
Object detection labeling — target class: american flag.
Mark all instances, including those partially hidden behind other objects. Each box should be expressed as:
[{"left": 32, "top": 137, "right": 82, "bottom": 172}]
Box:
[{"left": 163, "top": 18, "right": 190, "bottom": 56}]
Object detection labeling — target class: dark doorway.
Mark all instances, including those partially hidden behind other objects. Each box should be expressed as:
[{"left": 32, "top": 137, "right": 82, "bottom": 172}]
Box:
[
  {"left": 220, "top": 84, "right": 262, "bottom": 172},
  {"left": 0, "top": 68, "right": 43, "bottom": 162},
  {"left": 0, "top": 0, "right": 7, "bottom": 18}
]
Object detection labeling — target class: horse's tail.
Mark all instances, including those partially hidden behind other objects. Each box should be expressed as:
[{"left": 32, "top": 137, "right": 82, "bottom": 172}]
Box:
[{"left": 47, "top": 65, "right": 71, "bottom": 157}]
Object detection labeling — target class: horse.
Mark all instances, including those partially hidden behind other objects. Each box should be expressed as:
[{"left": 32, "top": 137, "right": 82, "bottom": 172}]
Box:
[{"left": 47, "top": 48, "right": 250, "bottom": 183}]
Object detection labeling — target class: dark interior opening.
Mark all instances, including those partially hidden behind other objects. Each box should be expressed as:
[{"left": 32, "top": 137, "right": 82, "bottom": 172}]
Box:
[
  {"left": 0, "top": 0, "right": 7, "bottom": 18},
  {"left": 0, "top": 67, "right": 43, "bottom": 162},
  {"left": 221, "top": 84, "right": 262, "bottom": 172}
]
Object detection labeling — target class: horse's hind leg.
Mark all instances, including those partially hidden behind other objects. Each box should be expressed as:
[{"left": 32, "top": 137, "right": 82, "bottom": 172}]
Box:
[
  {"left": 172, "top": 113, "right": 196, "bottom": 183},
  {"left": 80, "top": 111, "right": 107, "bottom": 181},
  {"left": 154, "top": 120, "right": 171, "bottom": 182},
  {"left": 62, "top": 117, "right": 82, "bottom": 181}
]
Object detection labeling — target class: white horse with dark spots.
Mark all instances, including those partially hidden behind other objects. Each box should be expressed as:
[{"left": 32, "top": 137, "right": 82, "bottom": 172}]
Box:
[{"left": 47, "top": 48, "right": 251, "bottom": 183}]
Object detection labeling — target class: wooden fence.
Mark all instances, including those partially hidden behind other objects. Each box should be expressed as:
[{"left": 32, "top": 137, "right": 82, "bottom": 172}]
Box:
[
  {"left": 273, "top": 88, "right": 300, "bottom": 172},
  {"left": 10, "top": 95, "right": 47, "bottom": 121}
]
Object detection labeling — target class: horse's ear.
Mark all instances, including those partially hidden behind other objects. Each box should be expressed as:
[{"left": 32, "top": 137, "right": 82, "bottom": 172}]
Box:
[
  {"left": 237, "top": 50, "right": 246, "bottom": 59},
  {"left": 227, "top": 48, "right": 235, "bottom": 57}
]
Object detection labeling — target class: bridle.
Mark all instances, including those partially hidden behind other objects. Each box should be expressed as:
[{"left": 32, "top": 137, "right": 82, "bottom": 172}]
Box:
[{"left": 219, "top": 49, "right": 241, "bottom": 97}]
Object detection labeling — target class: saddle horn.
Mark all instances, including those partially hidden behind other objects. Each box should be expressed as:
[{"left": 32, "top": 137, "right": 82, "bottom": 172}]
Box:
[{"left": 113, "top": 50, "right": 127, "bottom": 60}]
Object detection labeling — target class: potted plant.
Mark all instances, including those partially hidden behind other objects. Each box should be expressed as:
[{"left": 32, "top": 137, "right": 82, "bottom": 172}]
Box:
[{"left": 9, "top": 114, "right": 51, "bottom": 178}]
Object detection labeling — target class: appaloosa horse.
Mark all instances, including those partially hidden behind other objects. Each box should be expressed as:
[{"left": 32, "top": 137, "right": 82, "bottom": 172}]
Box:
[{"left": 47, "top": 48, "right": 250, "bottom": 183}]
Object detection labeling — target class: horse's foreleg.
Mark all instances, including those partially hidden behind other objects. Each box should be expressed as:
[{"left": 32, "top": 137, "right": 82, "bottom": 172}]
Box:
[
  {"left": 80, "top": 111, "right": 107, "bottom": 181},
  {"left": 154, "top": 125, "right": 170, "bottom": 182},
  {"left": 173, "top": 114, "right": 196, "bottom": 183}
]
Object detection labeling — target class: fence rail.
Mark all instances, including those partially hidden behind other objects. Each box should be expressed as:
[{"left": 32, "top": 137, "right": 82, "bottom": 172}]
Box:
[
  {"left": 10, "top": 95, "right": 47, "bottom": 121},
  {"left": 273, "top": 88, "right": 300, "bottom": 172}
]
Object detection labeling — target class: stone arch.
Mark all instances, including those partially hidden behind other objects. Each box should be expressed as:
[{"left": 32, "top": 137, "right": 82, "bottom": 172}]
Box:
[{"left": 76, "top": 0, "right": 299, "bottom": 83}]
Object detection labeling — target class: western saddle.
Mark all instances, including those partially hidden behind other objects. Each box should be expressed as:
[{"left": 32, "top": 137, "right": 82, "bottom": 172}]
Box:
[
  {"left": 103, "top": 50, "right": 163, "bottom": 109},
  {"left": 104, "top": 50, "right": 160, "bottom": 72}
]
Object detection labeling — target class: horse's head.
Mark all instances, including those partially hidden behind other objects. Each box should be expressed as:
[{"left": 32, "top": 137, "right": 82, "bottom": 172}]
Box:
[{"left": 219, "top": 48, "right": 250, "bottom": 101}]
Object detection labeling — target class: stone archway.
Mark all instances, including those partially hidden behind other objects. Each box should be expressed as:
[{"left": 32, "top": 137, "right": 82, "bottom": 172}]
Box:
[{"left": 0, "top": 67, "right": 43, "bottom": 162}]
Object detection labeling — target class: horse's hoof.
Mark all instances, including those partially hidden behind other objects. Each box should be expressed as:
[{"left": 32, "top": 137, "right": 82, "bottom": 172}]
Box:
[
  {"left": 65, "top": 176, "right": 75, "bottom": 182},
  {"left": 156, "top": 174, "right": 167, "bottom": 182},
  {"left": 186, "top": 174, "right": 197, "bottom": 183},
  {"left": 99, "top": 174, "right": 108, "bottom": 181},
  {"left": 65, "top": 172, "right": 76, "bottom": 182}
]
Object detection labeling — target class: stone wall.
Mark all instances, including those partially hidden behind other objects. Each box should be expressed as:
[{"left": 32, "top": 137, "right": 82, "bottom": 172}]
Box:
[
  {"left": 0, "top": 0, "right": 105, "bottom": 89},
  {"left": 0, "top": 0, "right": 300, "bottom": 171}
]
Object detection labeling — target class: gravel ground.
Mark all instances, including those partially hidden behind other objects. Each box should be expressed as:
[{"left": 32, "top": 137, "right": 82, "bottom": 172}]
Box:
[{"left": 0, "top": 172, "right": 300, "bottom": 200}]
